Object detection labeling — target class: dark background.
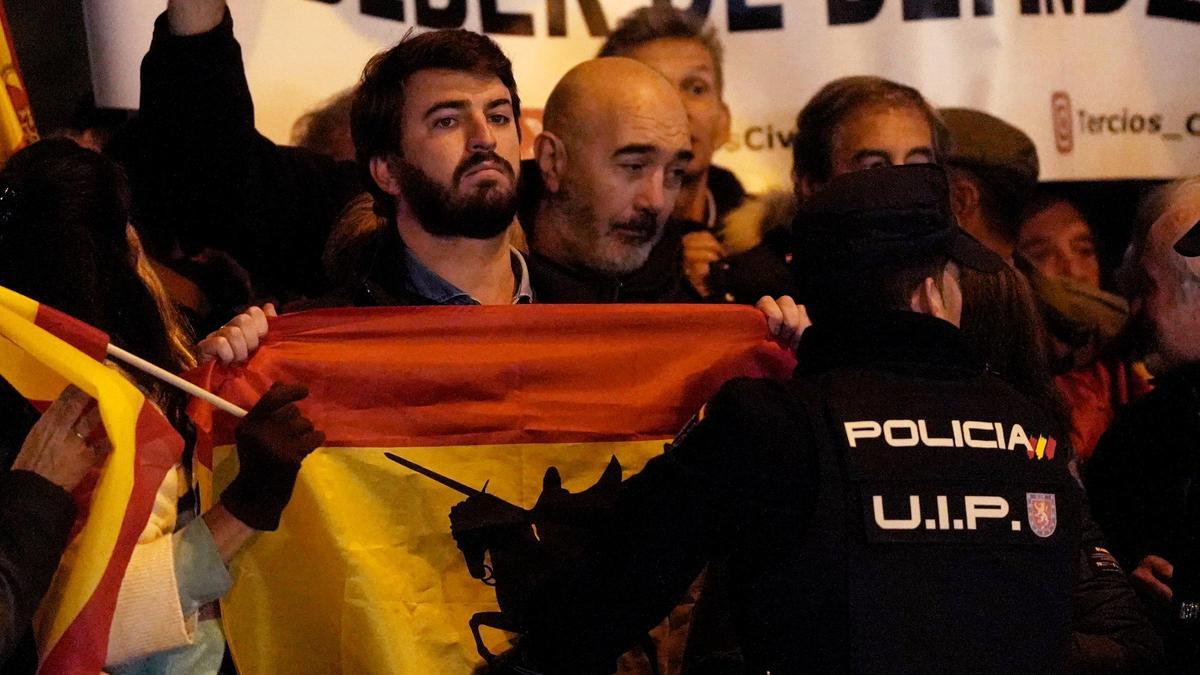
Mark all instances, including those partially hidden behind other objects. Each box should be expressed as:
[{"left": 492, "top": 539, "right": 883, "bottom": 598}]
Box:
[{"left": 4, "top": 0, "right": 1164, "bottom": 282}]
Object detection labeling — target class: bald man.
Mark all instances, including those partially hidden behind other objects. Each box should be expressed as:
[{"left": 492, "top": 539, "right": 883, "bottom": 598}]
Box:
[{"left": 525, "top": 58, "right": 695, "bottom": 302}]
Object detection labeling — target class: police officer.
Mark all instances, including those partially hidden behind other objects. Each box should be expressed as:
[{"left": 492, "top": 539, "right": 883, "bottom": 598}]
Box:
[{"left": 451, "top": 165, "right": 1084, "bottom": 674}]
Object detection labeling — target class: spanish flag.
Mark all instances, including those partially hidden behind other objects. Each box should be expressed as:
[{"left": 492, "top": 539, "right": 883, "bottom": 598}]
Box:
[
  {"left": 0, "top": 1, "right": 37, "bottom": 161},
  {"left": 187, "top": 304, "right": 794, "bottom": 674},
  {"left": 0, "top": 285, "right": 181, "bottom": 673}
]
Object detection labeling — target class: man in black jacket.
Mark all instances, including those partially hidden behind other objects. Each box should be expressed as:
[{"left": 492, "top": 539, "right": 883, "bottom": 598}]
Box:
[
  {"left": 1086, "top": 178, "right": 1200, "bottom": 669},
  {"left": 129, "top": 0, "right": 531, "bottom": 308},
  {"left": 452, "top": 165, "right": 1093, "bottom": 673},
  {"left": 522, "top": 58, "right": 694, "bottom": 304}
]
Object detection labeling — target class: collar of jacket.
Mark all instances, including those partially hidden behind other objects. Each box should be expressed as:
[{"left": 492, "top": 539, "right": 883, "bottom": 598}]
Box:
[
  {"left": 795, "top": 310, "right": 984, "bottom": 379},
  {"left": 526, "top": 251, "right": 627, "bottom": 303},
  {"left": 351, "top": 228, "right": 437, "bottom": 306}
]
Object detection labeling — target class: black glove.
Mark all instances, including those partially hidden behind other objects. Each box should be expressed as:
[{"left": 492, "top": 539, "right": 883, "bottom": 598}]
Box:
[{"left": 220, "top": 382, "right": 325, "bottom": 531}]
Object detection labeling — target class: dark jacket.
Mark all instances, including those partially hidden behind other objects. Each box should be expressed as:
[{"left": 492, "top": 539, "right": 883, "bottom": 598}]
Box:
[
  {"left": 504, "top": 311, "right": 1086, "bottom": 674},
  {"left": 0, "top": 379, "right": 79, "bottom": 672},
  {"left": 680, "top": 166, "right": 797, "bottom": 304},
  {"left": 117, "top": 10, "right": 362, "bottom": 303},
  {"left": 1085, "top": 363, "right": 1200, "bottom": 668},
  {"left": 683, "top": 499, "right": 1165, "bottom": 675},
  {"left": 286, "top": 228, "right": 443, "bottom": 310},
  {"left": 525, "top": 226, "right": 693, "bottom": 304}
]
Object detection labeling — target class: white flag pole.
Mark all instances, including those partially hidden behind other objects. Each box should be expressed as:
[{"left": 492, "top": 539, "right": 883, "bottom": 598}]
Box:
[{"left": 105, "top": 344, "right": 248, "bottom": 418}]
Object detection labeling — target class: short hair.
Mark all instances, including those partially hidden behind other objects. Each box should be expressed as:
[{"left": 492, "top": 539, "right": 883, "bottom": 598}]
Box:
[
  {"left": 350, "top": 30, "right": 521, "bottom": 212},
  {"left": 598, "top": 6, "right": 725, "bottom": 94},
  {"left": 293, "top": 88, "right": 356, "bottom": 158},
  {"left": 1020, "top": 190, "right": 1085, "bottom": 229},
  {"left": 804, "top": 255, "right": 950, "bottom": 323},
  {"left": 793, "top": 76, "right": 948, "bottom": 184}
]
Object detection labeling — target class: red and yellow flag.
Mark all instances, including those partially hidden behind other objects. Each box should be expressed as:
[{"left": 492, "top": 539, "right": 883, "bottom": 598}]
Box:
[
  {"left": 0, "top": 286, "right": 181, "bottom": 673},
  {"left": 187, "top": 304, "right": 794, "bottom": 674},
  {"left": 0, "top": 1, "right": 37, "bottom": 162}
]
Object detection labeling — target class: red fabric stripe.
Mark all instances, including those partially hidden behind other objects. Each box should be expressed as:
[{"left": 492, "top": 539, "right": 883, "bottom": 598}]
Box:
[
  {"left": 184, "top": 363, "right": 217, "bottom": 471},
  {"left": 38, "top": 402, "right": 183, "bottom": 673},
  {"left": 34, "top": 305, "right": 109, "bottom": 362},
  {"left": 188, "top": 305, "right": 795, "bottom": 448}
]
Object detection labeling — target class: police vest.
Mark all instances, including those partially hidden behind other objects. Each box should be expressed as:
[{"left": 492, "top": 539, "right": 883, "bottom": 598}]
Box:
[{"left": 730, "top": 366, "right": 1081, "bottom": 674}]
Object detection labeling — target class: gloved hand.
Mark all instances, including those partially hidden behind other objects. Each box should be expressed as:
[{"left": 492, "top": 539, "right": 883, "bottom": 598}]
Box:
[{"left": 220, "top": 383, "right": 325, "bottom": 531}]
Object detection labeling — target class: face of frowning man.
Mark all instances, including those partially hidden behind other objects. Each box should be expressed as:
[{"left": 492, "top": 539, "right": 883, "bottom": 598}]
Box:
[
  {"left": 554, "top": 88, "right": 693, "bottom": 275},
  {"left": 625, "top": 38, "right": 730, "bottom": 180},
  {"left": 387, "top": 68, "right": 522, "bottom": 239},
  {"left": 1017, "top": 200, "right": 1102, "bottom": 289}
]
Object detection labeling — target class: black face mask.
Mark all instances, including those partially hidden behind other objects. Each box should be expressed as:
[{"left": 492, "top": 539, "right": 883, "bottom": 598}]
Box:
[{"left": 396, "top": 151, "right": 518, "bottom": 240}]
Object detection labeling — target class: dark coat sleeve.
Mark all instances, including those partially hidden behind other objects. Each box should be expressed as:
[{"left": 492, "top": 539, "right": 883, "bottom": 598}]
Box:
[
  {"left": 513, "top": 378, "right": 816, "bottom": 673},
  {"left": 122, "top": 9, "right": 363, "bottom": 302},
  {"left": 1084, "top": 385, "right": 1196, "bottom": 570},
  {"left": 1067, "top": 499, "right": 1165, "bottom": 673},
  {"left": 0, "top": 378, "right": 78, "bottom": 665},
  {"left": 0, "top": 471, "right": 77, "bottom": 664}
]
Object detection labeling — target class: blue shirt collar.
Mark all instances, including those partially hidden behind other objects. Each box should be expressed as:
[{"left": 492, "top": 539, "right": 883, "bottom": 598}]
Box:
[{"left": 402, "top": 246, "right": 534, "bottom": 305}]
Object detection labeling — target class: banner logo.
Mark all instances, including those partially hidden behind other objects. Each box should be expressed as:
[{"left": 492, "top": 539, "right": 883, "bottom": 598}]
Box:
[
  {"left": 1026, "top": 492, "right": 1058, "bottom": 538},
  {"left": 1052, "top": 91, "right": 1074, "bottom": 154}
]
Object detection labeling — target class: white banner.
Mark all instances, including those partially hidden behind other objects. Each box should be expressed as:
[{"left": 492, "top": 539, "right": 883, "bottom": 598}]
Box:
[{"left": 85, "top": 0, "right": 1200, "bottom": 192}]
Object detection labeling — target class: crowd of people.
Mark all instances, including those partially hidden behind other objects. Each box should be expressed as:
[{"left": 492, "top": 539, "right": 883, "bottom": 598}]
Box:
[{"left": 2, "top": 0, "right": 1199, "bottom": 672}]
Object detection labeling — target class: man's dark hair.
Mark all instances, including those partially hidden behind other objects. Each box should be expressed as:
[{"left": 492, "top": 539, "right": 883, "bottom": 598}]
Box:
[
  {"left": 598, "top": 6, "right": 724, "bottom": 94},
  {"left": 793, "top": 76, "right": 948, "bottom": 185},
  {"left": 350, "top": 30, "right": 521, "bottom": 213},
  {"left": 804, "top": 255, "right": 950, "bottom": 323}
]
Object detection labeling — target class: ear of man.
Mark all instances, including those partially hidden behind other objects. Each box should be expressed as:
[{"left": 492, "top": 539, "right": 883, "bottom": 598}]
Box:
[
  {"left": 948, "top": 170, "right": 980, "bottom": 222},
  {"left": 910, "top": 275, "right": 948, "bottom": 320},
  {"left": 534, "top": 132, "right": 568, "bottom": 194},
  {"left": 794, "top": 170, "right": 818, "bottom": 201},
  {"left": 369, "top": 155, "right": 404, "bottom": 197}
]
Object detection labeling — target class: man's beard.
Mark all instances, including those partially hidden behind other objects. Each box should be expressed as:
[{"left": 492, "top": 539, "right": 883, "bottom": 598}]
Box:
[
  {"left": 395, "top": 152, "right": 518, "bottom": 240},
  {"left": 553, "top": 183, "right": 663, "bottom": 275}
]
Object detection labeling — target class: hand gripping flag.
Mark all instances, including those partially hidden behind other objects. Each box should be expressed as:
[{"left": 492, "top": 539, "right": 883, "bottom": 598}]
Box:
[
  {"left": 187, "top": 304, "right": 795, "bottom": 674},
  {"left": 0, "top": 285, "right": 182, "bottom": 673}
]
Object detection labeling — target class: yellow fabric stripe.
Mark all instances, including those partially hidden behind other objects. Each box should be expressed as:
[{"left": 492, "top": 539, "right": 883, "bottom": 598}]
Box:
[
  {"left": 1034, "top": 436, "right": 1047, "bottom": 460},
  {"left": 0, "top": 286, "right": 40, "bottom": 321},
  {"left": 217, "top": 439, "right": 666, "bottom": 675},
  {"left": 0, "top": 300, "right": 143, "bottom": 658}
]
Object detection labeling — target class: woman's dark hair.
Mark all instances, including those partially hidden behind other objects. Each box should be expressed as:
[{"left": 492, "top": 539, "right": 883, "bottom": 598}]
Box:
[
  {"left": 0, "top": 139, "right": 195, "bottom": 416},
  {"left": 959, "top": 263, "right": 1070, "bottom": 437}
]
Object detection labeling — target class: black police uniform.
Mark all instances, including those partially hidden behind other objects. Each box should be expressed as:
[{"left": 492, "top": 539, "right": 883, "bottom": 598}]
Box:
[
  {"left": 472, "top": 166, "right": 1083, "bottom": 674},
  {"left": 505, "top": 310, "right": 1081, "bottom": 674}
]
